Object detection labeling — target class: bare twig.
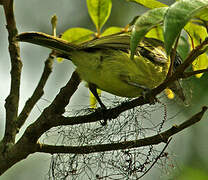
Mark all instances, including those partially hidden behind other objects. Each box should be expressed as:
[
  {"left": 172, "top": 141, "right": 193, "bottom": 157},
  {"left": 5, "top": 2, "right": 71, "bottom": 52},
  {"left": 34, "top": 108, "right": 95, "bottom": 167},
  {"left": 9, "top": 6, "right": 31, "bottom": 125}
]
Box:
[
  {"left": 17, "top": 53, "right": 55, "bottom": 130},
  {"left": 35, "top": 106, "right": 207, "bottom": 154},
  {"left": 2, "top": 0, "right": 22, "bottom": 145},
  {"left": 0, "top": 71, "right": 81, "bottom": 175},
  {"left": 168, "top": 35, "right": 180, "bottom": 77},
  {"left": 182, "top": 68, "right": 208, "bottom": 78},
  {"left": 138, "top": 138, "right": 172, "bottom": 179},
  {"left": 17, "top": 15, "right": 59, "bottom": 130},
  {"left": 17, "top": 71, "right": 81, "bottom": 143}
]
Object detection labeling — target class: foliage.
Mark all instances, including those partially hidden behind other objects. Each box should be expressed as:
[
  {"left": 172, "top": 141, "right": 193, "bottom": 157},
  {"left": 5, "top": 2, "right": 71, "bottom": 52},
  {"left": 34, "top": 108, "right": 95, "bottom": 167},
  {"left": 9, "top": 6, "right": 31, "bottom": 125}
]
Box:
[{"left": 131, "top": 0, "right": 208, "bottom": 77}]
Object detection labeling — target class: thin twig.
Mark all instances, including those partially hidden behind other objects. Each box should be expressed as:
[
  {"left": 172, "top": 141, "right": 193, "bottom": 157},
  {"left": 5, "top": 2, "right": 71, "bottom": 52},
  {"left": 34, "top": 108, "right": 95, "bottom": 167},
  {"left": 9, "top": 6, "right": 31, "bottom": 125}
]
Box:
[
  {"left": 16, "top": 71, "right": 81, "bottom": 143},
  {"left": 182, "top": 68, "right": 208, "bottom": 78},
  {"left": 167, "top": 35, "right": 180, "bottom": 77},
  {"left": 17, "top": 52, "right": 55, "bottom": 129},
  {"left": 137, "top": 138, "right": 172, "bottom": 179},
  {"left": 35, "top": 106, "right": 207, "bottom": 154}
]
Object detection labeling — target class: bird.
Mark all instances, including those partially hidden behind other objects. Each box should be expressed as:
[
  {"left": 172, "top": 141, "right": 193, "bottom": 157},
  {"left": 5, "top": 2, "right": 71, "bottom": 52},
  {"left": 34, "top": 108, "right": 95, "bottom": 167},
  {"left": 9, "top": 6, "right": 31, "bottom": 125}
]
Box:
[{"left": 16, "top": 32, "right": 185, "bottom": 113}]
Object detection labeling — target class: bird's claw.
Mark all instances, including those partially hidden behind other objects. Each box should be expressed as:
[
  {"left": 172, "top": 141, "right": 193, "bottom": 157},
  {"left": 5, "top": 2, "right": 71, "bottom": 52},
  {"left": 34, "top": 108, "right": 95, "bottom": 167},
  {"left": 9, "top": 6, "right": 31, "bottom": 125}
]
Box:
[{"left": 141, "top": 88, "right": 158, "bottom": 104}]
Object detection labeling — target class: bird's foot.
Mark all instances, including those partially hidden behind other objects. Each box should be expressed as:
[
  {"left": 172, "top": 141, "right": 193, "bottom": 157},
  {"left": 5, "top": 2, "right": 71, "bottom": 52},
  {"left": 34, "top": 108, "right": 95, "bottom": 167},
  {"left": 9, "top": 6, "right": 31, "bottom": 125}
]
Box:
[
  {"left": 98, "top": 106, "right": 108, "bottom": 126},
  {"left": 142, "top": 88, "right": 158, "bottom": 105}
]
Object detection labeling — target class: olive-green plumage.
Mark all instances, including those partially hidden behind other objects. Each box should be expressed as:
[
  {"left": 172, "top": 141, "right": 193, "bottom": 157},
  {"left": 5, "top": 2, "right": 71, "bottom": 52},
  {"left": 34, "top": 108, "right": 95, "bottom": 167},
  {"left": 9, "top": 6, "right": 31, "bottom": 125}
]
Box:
[
  {"left": 16, "top": 32, "right": 184, "bottom": 100},
  {"left": 72, "top": 48, "right": 168, "bottom": 97}
]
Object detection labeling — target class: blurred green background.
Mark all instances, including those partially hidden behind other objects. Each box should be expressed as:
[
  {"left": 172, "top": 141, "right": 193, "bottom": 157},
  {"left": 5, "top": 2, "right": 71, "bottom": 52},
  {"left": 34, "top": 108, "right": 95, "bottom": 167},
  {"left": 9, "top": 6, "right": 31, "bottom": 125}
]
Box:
[{"left": 0, "top": 0, "right": 208, "bottom": 179}]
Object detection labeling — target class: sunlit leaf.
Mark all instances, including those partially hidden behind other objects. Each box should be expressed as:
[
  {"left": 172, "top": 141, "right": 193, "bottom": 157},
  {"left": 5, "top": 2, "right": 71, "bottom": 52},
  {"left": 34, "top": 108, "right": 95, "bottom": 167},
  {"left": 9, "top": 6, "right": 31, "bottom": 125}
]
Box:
[
  {"left": 145, "top": 25, "right": 164, "bottom": 41},
  {"left": 185, "top": 22, "right": 208, "bottom": 78},
  {"left": 61, "top": 27, "right": 95, "bottom": 44},
  {"left": 101, "top": 26, "right": 123, "bottom": 36},
  {"left": 196, "top": 8, "right": 208, "bottom": 21},
  {"left": 192, "top": 53, "right": 208, "bottom": 78},
  {"left": 164, "top": 0, "right": 208, "bottom": 55},
  {"left": 130, "top": 7, "right": 168, "bottom": 59},
  {"left": 165, "top": 88, "right": 175, "bottom": 100},
  {"left": 87, "top": 0, "right": 112, "bottom": 32},
  {"left": 56, "top": 28, "right": 94, "bottom": 62},
  {"left": 127, "top": 0, "right": 167, "bottom": 9}
]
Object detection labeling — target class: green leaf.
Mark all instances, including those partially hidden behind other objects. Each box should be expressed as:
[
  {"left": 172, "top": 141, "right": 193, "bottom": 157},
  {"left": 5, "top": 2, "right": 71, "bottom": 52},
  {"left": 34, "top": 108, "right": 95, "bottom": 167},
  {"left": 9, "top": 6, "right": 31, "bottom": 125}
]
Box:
[
  {"left": 164, "top": 0, "right": 208, "bottom": 55},
  {"left": 61, "top": 27, "right": 95, "bottom": 44},
  {"left": 196, "top": 8, "right": 208, "bottom": 21},
  {"left": 57, "top": 27, "right": 94, "bottom": 62},
  {"left": 145, "top": 25, "right": 164, "bottom": 41},
  {"left": 127, "top": 0, "right": 167, "bottom": 9},
  {"left": 101, "top": 26, "right": 123, "bottom": 36},
  {"left": 177, "top": 36, "right": 190, "bottom": 60},
  {"left": 87, "top": 0, "right": 112, "bottom": 32},
  {"left": 185, "top": 22, "right": 208, "bottom": 78},
  {"left": 130, "top": 7, "right": 168, "bottom": 59}
]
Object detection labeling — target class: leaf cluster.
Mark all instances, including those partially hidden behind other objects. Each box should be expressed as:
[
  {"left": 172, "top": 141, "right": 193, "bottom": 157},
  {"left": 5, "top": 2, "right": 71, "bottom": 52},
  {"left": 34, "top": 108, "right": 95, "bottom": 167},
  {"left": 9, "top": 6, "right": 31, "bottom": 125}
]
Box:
[{"left": 130, "top": 0, "right": 208, "bottom": 78}]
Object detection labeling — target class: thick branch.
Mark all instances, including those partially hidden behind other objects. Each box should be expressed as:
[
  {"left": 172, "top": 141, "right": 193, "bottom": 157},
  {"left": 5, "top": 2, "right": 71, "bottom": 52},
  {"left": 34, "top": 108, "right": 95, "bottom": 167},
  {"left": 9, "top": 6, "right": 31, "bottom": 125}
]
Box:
[
  {"left": 0, "top": 71, "right": 80, "bottom": 175},
  {"left": 17, "top": 53, "right": 54, "bottom": 129},
  {"left": 0, "top": 137, "right": 36, "bottom": 175},
  {"left": 2, "top": 0, "right": 22, "bottom": 145},
  {"left": 35, "top": 106, "right": 207, "bottom": 154},
  {"left": 17, "top": 71, "right": 81, "bottom": 143}
]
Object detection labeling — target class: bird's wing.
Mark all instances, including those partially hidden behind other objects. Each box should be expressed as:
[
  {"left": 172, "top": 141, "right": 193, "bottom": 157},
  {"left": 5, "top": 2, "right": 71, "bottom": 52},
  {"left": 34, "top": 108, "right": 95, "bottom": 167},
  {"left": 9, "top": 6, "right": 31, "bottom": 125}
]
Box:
[
  {"left": 80, "top": 34, "right": 168, "bottom": 64},
  {"left": 80, "top": 34, "right": 131, "bottom": 50},
  {"left": 16, "top": 32, "right": 182, "bottom": 66}
]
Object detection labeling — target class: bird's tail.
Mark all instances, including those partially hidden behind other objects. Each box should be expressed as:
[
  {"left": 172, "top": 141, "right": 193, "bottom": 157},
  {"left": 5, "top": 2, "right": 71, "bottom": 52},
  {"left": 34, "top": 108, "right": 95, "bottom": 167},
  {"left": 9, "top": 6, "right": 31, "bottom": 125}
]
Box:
[{"left": 16, "top": 32, "right": 80, "bottom": 54}]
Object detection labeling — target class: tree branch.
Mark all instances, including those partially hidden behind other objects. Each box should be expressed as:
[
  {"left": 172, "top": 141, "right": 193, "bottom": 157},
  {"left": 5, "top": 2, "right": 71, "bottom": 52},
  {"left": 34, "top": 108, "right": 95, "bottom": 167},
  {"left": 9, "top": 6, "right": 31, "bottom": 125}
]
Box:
[
  {"left": 2, "top": 0, "right": 22, "bottom": 146},
  {"left": 13, "top": 37, "right": 208, "bottom": 139},
  {"left": 17, "top": 52, "right": 55, "bottom": 130},
  {"left": 181, "top": 68, "right": 208, "bottom": 78},
  {"left": 17, "top": 71, "right": 81, "bottom": 143},
  {"left": 35, "top": 106, "right": 207, "bottom": 154},
  {"left": 177, "top": 38, "right": 208, "bottom": 72},
  {"left": 138, "top": 138, "right": 172, "bottom": 179},
  {"left": 0, "top": 71, "right": 81, "bottom": 175},
  {"left": 152, "top": 38, "right": 208, "bottom": 97}
]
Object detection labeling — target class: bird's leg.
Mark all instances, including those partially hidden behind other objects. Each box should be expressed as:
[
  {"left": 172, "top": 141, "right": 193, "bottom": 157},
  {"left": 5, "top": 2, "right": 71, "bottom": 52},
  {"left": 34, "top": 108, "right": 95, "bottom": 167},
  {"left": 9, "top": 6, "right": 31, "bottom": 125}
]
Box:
[
  {"left": 88, "top": 83, "right": 107, "bottom": 126},
  {"left": 89, "top": 83, "right": 106, "bottom": 109},
  {"left": 127, "top": 81, "right": 157, "bottom": 104}
]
